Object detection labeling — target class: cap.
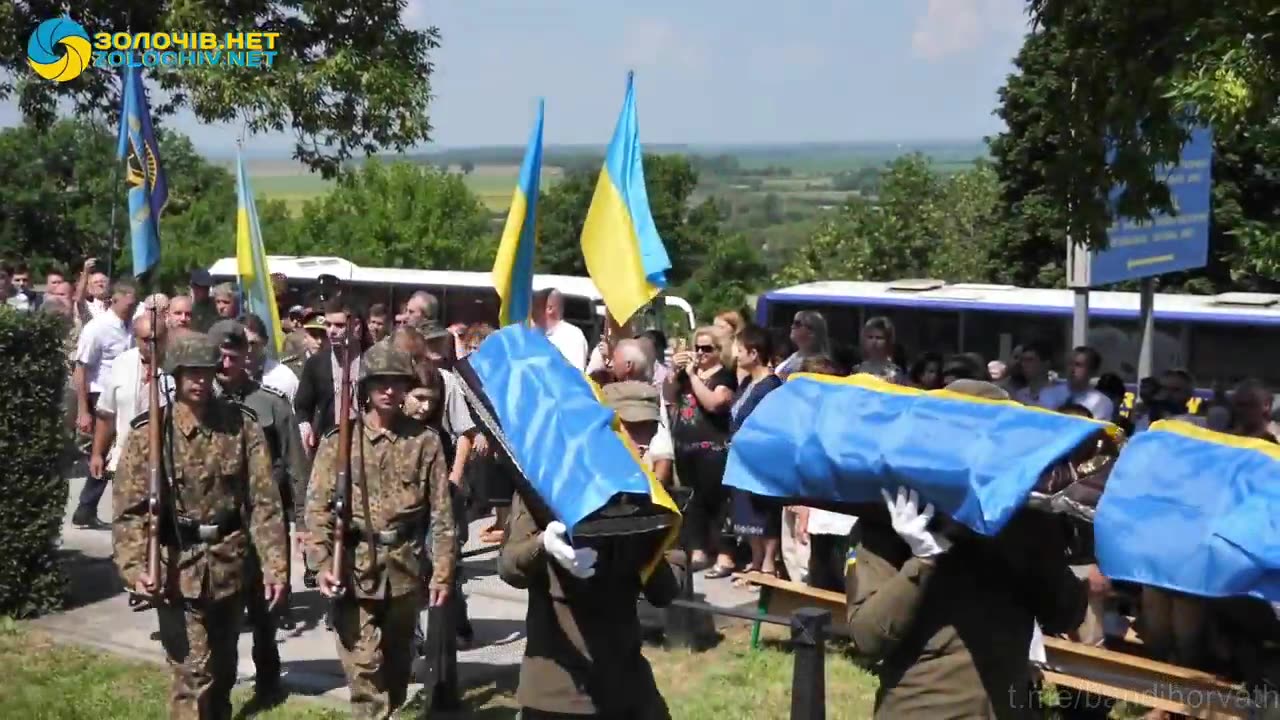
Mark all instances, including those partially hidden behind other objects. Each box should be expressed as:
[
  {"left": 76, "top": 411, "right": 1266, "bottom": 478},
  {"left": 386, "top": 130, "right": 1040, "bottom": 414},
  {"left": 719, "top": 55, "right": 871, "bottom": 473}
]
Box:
[
  {"left": 360, "top": 341, "right": 415, "bottom": 382},
  {"left": 317, "top": 273, "right": 340, "bottom": 285},
  {"left": 208, "top": 319, "right": 247, "bottom": 350},
  {"left": 602, "top": 381, "right": 660, "bottom": 423},
  {"left": 288, "top": 305, "right": 305, "bottom": 317},
  {"left": 163, "top": 332, "right": 220, "bottom": 374},
  {"left": 303, "top": 313, "right": 326, "bottom": 331},
  {"left": 943, "top": 379, "right": 1009, "bottom": 401},
  {"left": 190, "top": 268, "right": 213, "bottom": 287}
]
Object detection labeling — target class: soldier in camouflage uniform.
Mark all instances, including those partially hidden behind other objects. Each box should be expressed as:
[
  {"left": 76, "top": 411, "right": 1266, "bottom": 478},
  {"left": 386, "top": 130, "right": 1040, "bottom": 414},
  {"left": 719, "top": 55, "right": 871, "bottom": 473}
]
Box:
[
  {"left": 306, "top": 341, "right": 456, "bottom": 720},
  {"left": 112, "top": 332, "right": 290, "bottom": 720},
  {"left": 208, "top": 320, "right": 307, "bottom": 701}
]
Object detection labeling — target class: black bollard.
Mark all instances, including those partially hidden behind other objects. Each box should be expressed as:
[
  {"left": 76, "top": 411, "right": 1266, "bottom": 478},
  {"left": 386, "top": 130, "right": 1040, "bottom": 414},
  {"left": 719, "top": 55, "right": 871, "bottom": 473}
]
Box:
[
  {"left": 789, "top": 607, "right": 830, "bottom": 720},
  {"left": 664, "top": 487, "right": 711, "bottom": 649}
]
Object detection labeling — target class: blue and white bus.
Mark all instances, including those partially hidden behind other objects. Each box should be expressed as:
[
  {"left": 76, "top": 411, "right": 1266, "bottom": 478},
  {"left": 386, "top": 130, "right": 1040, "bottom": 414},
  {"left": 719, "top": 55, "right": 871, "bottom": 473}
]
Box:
[{"left": 756, "top": 279, "right": 1280, "bottom": 390}]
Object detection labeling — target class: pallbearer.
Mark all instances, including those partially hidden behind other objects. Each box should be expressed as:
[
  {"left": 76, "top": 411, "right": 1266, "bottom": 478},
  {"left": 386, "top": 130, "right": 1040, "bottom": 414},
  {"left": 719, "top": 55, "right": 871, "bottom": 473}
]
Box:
[{"left": 112, "top": 332, "right": 289, "bottom": 720}]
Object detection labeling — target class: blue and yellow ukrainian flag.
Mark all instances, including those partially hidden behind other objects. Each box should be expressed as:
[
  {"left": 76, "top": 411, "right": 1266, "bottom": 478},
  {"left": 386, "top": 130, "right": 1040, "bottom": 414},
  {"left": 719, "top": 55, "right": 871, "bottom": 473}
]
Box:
[
  {"left": 492, "top": 100, "right": 544, "bottom": 327},
  {"left": 1096, "top": 420, "right": 1280, "bottom": 601},
  {"left": 580, "top": 72, "right": 672, "bottom": 325},
  {"left": 235, "top": 150, "right": 285, "bottom": 356},
  {"left": 725, "top": 373, "right": 1117, "bottom": 536},
  {"left": 117, "top": 66, "right": 168, "bottom": 279}
]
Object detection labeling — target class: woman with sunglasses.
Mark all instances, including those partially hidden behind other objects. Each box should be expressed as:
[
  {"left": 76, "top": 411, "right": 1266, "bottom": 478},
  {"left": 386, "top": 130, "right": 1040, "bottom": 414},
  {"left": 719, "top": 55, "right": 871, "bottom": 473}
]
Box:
[
  {"left": 776, "top": 310, "right": 830, "bottom": 380},
  {"left": 665, "top": 326, "right": 738, "bottom": 576}
]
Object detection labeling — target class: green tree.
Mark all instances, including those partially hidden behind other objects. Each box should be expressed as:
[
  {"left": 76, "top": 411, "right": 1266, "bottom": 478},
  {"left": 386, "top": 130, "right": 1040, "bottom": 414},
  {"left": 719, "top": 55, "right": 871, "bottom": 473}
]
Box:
[
  {"left": 286, "top": 159, "right": 493, "bottom": 270},
  {"left": 681, "top": 233, "right": 767, "bottom": 321},
  {"left": 2, "top": 1, "right": 442, "bottom": 177},
  {"left": 992, "top": 10, "right": 1280, "bottom": 290},
  {"left": 0, "top": 119, "right": 293, "bottom": 291},
  {"left": 1004, "top": 1, "right": 1280, "bottom": 255},
  {"left": 775, "top": 156, "right": 1000, "bottom": 287}
]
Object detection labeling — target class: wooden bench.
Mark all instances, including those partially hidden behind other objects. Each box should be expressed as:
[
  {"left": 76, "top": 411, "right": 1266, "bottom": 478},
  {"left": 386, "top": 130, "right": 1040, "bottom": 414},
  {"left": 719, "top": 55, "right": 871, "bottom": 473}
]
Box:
[
  {"left": 735, "top": 571, "right": 848, "bottom": 649},
  {"left": 734, "top": 572, "right": 1251, "bottom": 718}
]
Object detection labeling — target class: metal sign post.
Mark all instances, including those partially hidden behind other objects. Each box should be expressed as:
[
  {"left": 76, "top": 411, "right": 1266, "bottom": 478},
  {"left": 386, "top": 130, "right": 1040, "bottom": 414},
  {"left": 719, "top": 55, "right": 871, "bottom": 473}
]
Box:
[{"left": 1065, "top": 127, "right": 1213, "bottom": 382}]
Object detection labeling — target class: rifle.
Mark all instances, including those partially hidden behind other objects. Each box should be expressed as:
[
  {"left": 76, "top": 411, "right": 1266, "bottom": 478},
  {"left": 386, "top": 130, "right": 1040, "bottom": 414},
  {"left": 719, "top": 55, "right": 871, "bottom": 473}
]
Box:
[
  {"left": 134, "top": 302, "right": 163, "bottom": 609},
  {"left": 329, "top": 330, "right": 356, "bottom": 603}
]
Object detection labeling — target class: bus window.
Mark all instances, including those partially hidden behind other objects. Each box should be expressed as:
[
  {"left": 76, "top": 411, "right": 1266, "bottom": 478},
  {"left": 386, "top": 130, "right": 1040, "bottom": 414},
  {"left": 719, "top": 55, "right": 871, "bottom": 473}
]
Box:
[
  {"left": 858, "top": 308, "right": 960, "bottom": 361},
  {"left": 1188, "top": 323, "right": 1280, "bottom": 387},
  {"left": 960, "top": 310, "right": 1069, "bottom": 369},
  {"left": 1086, "top": 320, "right": 1184, "bottom": 384}
]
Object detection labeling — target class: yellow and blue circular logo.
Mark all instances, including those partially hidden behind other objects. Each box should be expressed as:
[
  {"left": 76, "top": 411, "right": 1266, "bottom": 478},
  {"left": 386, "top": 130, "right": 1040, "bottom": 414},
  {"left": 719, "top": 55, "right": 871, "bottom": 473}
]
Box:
[{"left": 28, "top": 17, "right": 92, "bottom": 82}]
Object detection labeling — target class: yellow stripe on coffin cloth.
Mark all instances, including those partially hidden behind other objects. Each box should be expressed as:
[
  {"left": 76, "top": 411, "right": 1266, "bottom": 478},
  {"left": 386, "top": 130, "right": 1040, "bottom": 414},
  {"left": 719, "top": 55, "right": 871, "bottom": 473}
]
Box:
[
  {"left": 726, "top": 372, "right": 1124, "bottom": 536},
  {"left": 454, "top": 325, "right": 680, "bottom": 583}
]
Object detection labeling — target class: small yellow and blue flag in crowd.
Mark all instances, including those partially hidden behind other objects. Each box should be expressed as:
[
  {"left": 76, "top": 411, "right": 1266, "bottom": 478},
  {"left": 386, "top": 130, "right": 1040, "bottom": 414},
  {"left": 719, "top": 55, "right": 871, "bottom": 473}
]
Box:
[
  {"left": 235, "top": 149, "right": 285, "bottom": 356},
  {"left": 117, "top": 65, "right": 168, "bottom": 278},
  {"left": 580, "top": 72, "right": 672, "bottom": 326},
  {"left": 493, "top": 99, "right": 545, "bottom": 327}
]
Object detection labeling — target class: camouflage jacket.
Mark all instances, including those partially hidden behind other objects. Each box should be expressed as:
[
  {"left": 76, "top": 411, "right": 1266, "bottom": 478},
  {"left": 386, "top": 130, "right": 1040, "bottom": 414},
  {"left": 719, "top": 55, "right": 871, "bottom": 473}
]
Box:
[
  {"left": 305, "top": 412, "right": 455, "bottom": 599},
  {"left": 281, "top": 331, "right": 308, "bottom": 377},
  {"left": 191, "top": 299, "right": 218, "bottom": 333},
  {"left": 111, "top": 399, "right": 290, "bottom": 601},
  {"left": 218, "top": 380, "right": 308, "bottom": 527}
]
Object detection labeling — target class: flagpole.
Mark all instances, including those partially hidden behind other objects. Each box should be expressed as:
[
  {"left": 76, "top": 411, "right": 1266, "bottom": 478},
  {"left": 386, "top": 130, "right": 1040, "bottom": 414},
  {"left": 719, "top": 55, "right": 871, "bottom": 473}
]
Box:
[{"left": 106, "top": 66, "right": 124, "bottom": 281}]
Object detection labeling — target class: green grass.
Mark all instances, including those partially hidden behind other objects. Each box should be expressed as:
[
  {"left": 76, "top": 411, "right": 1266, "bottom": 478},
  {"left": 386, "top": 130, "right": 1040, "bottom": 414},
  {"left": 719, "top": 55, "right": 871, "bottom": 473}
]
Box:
[
  {"left": 0, "top": 619, "right": 344, "bottom": 719},
  {"left": 0, "top": 618, "right": 1154, "bottom": 720}
]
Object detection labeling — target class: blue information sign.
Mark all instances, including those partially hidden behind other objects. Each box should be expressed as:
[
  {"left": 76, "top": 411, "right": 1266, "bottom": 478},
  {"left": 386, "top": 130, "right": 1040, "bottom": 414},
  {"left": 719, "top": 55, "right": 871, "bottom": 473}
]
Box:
[{"left": 1091, "top": 126, "right": 1213, "bottom": 286}]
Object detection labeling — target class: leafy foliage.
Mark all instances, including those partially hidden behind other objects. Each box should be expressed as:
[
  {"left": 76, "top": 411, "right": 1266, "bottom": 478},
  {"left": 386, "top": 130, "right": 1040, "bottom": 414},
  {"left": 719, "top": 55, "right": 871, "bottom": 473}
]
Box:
[
  {"left": 1013, "top": 1, "right": 1280, "bottom": 252},
  {"left": 991, "top": 9, "right": 1280, "bottom": 291},
  {"left": 0, "top": 119, "right": 295, "bottom": 293},
  {"left": 0, "top": 310, "right": 71, "bottom": 618},
  {"left": 1, "top": 1, "right": 441, "bottom": 177},
  {"left": 284, "top": 159, "right": 495, "bottom": 270},
  {"left": 776, "top": 155, "right": 1002, "bottom": 286}
]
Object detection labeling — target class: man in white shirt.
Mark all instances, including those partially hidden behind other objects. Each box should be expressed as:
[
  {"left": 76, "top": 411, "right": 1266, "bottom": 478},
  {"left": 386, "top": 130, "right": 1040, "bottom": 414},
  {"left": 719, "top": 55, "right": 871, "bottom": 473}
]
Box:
[
  {"left": 1062, "top": 346, "right": 1114, "bottom": 421},
  {"left": 533, "top": 288, "right": 588, "bottom": 371},
  {"left": 73, "top": 280, "right": 138, "bottom": 442},
  {"left": 78, "top": 308, "right": 165, "bottom": 528},
  {"left": 242, "top": 313, "right": 300, "bottom": 403}
]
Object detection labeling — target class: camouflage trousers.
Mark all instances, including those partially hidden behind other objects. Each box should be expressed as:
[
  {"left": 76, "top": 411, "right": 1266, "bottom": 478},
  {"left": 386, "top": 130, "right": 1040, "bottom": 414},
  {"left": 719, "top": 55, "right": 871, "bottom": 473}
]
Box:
[
  {"left": 333, "top": 591, "right": 421, "bottom": 720},
  {"left": 156, "top": 595, "right": 243, "bottom": 720}
]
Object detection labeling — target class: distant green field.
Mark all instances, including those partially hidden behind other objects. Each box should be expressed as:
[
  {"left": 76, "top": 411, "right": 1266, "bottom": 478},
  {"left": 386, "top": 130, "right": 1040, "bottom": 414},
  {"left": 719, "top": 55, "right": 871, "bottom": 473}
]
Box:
[{"left": 236, "top": 159, "right": 563, "bottom": 215}]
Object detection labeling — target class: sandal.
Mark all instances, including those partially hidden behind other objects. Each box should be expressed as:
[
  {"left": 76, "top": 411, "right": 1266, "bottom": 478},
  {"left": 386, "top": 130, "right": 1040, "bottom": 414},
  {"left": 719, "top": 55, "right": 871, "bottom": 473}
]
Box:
[{"left": 703, "top": 564, "right": 735, "bottom": 579}]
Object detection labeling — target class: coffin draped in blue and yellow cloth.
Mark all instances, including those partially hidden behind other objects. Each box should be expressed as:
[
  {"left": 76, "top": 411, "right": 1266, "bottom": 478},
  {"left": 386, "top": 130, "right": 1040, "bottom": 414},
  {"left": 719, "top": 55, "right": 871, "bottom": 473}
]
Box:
[
  {"left": 724, "top": 373, "right": 1116, "bottom": 536},
  {"left": 1095, "top": 420, "right": 1280, "bottom": 602},
  {"left": 456, "top": 325, "right": 680, "bottom": 579}
]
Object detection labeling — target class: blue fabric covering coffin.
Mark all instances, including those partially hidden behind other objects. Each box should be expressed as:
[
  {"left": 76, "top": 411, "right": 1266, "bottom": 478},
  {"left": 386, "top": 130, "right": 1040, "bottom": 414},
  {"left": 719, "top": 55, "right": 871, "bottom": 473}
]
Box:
[
  {"left": 1095, "top": 420, "right": 1280, "bottom": 602},
  {"left": 723, "top": 374, "right": 1111, "bottom": 536},
  {"left": 461, "top": 325, "right": 654, "bottom": 537}
]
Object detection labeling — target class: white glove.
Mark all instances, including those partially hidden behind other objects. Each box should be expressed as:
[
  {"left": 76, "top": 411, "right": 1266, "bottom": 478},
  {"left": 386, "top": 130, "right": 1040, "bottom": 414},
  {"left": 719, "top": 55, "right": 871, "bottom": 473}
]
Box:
[
  {"left": 541, "top": 521, "right": 598, "bottom": 579},
  {"left": 881, "top": 487, "right": 952, "bottom": 558}
]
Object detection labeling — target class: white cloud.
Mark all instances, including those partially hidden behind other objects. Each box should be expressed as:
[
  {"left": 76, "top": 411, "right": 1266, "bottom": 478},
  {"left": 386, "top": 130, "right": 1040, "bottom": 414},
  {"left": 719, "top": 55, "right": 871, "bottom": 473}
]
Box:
[
  {"left": 911, "top": 0, "right": 1028, "bottom": 61},
  {"left": 619, "top": 18, "right": 707, "bottom": 71}
]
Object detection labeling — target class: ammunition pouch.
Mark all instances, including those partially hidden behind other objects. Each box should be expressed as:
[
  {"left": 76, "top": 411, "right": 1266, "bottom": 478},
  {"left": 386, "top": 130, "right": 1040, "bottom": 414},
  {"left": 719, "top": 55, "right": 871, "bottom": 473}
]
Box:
[
  {"left": 160, "top": 509, "right": 243, "bottom": 546},
  {"left": 346, "top": 522, "right": 414, "bottom": 548}
]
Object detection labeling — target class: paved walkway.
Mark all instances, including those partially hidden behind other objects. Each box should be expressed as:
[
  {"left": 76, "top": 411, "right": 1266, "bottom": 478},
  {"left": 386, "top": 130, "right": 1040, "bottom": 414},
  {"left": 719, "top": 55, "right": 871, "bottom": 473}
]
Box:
[{"left": 35, "top": 474, "right": 759, "bottom": 709}]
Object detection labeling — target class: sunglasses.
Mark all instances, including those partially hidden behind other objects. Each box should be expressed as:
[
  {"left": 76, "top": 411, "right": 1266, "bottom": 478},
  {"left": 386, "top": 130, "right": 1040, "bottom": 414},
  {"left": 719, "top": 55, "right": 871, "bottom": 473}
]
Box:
[{"left": 694, "top": 344, "right": 715, "bottom": 353}]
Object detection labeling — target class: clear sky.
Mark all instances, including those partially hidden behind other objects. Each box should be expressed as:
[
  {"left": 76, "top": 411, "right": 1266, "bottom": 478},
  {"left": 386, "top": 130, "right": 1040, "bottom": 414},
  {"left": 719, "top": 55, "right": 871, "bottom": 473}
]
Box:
[{"left": 2, "top": 0, "right": 1031, "bottom": 154}]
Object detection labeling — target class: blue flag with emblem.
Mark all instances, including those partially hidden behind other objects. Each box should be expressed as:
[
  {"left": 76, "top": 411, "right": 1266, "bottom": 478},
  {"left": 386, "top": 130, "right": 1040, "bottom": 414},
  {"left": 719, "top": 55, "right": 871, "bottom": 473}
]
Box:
[{"left": 116, "top": 65, "right": 168, "bottom": 279}]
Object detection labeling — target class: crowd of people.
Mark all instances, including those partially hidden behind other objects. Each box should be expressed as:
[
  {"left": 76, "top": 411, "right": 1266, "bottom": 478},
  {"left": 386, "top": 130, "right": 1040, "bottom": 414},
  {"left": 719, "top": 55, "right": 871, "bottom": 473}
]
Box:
[{"left": 8, "top": 253, "right": 1280, "bottom": 719}]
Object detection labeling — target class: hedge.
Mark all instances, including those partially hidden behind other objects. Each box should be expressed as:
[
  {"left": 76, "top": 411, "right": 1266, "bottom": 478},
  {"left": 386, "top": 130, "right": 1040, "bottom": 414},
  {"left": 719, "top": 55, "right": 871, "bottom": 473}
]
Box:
[{"left": 0, "top": 308, "right": 71, "bottom": 617}]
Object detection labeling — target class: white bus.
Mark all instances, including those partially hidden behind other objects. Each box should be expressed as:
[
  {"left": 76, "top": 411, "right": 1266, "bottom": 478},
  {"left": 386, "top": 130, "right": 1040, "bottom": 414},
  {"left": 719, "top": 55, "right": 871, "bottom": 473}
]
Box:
[
  {"left": 208, "top": 256, "right": 697, "bottom": 344},
  {"left": 756, "top": 279, "right": 1280, "bottom": 388}
]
